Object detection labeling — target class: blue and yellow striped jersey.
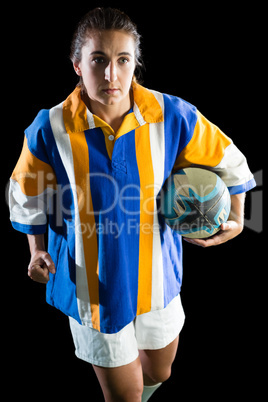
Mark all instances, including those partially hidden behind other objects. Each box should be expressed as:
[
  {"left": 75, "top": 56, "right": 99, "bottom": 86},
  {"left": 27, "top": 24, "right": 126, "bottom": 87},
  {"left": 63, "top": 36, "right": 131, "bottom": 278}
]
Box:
[{"left": 9, "top": 83, "right": 256, "bottom": 333}]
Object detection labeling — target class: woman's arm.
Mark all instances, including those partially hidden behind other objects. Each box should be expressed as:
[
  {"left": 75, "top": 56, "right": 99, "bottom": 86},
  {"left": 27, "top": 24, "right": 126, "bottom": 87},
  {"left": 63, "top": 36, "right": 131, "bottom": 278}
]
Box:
[
  {"left": 27, "top": 234, "right": 55, "bottom": 283},
  {"left": 184, "top": 193, "right": 246, "bottom": 247}
]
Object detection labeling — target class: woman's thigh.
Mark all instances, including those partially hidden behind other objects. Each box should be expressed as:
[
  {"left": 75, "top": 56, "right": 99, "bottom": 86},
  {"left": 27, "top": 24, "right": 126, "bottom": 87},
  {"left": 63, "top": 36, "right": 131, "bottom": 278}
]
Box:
[{"left": 139, "top": 335, "right": 179, "bottom": 385}]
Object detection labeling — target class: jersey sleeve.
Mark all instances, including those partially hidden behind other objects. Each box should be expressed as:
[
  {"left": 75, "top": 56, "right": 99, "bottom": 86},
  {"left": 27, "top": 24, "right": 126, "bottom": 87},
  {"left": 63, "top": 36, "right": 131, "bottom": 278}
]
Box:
[
  {"left": 174, "top": 110, "right": 256, "bottom": 194},
  {"left": 9, "top": 111, "right": 57, "bottom": 234}
]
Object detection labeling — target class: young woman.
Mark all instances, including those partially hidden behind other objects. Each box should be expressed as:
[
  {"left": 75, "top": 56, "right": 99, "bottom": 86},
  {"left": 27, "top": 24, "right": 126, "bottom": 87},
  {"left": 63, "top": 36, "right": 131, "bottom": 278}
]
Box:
[{"left": 9, "top": 8, "right": 256, "bottom": 402}]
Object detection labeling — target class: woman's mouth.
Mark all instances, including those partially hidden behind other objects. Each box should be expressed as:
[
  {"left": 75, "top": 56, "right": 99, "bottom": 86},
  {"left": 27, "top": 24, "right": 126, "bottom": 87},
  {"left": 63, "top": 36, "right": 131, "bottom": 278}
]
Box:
[{"left": 102, "top": 88, "right": 119, "bottom": 95}]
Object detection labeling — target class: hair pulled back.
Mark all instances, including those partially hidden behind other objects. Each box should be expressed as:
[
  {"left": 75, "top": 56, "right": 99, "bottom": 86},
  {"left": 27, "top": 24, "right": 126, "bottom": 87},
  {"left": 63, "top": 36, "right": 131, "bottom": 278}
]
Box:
[{"left": 70, "top": 7, "right": 143, "bottom": 82}]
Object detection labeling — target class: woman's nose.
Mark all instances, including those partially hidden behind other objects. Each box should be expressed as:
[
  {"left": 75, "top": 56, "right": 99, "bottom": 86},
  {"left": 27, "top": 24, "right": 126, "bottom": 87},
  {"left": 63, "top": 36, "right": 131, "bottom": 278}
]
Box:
[{"left": 104, "top": 62, "right": 117, "bottom": 82}]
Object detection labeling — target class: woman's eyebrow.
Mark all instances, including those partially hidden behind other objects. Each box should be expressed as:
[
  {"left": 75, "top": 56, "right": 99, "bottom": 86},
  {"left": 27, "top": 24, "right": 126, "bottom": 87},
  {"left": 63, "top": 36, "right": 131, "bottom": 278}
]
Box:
[
  {"left": 90, "top": 51, "right": 106, "bottom": 56},
  {"left": 117, "top": 52, "right": 132, "bottom": 57},
  {"left": 89, "top": 51, "right": 132, "bottom": 57}
]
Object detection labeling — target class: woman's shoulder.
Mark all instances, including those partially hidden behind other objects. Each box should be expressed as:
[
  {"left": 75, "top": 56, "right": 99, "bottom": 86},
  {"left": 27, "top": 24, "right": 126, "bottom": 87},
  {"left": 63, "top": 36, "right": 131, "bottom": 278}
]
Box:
[
  {"left": 24, "top": 107, "right": 59, "bottom": 162},
  {"left": 27, "top": 108, "right": 50, "bottom": 130},
  {"left": 160, "top": 90, "right": 197, "bottom": 119},
  {"left": 25, "top": 96, "right": 66, "bottom": 139}
]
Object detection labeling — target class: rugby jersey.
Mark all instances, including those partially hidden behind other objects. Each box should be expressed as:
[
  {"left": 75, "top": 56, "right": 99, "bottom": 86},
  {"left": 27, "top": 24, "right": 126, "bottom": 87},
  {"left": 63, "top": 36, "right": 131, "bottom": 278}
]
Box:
[{"left": 9, "top": 82, "right": 256, "bottom": 333}]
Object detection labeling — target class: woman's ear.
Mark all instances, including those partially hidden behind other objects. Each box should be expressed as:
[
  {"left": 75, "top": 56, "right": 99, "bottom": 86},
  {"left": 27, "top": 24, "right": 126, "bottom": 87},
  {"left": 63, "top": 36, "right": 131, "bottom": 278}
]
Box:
[{"left": 73, "top": 62, "right": 82, "bottom": 76}]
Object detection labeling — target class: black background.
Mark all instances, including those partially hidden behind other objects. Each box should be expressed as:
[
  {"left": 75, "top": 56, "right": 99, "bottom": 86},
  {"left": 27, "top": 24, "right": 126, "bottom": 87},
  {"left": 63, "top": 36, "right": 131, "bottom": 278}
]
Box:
[{"left": 3, "top": 2, "right": 264, "bottom": 400}]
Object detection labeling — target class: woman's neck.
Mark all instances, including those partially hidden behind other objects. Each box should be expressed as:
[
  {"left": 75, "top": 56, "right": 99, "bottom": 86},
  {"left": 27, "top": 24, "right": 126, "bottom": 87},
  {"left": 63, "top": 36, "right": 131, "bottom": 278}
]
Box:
[{"left": 81, "top": 91, "right": 133, "bottom": 133}]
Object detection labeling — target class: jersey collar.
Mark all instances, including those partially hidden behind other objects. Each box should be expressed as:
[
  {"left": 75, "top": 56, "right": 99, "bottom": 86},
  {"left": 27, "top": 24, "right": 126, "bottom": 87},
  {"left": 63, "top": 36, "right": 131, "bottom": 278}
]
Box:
[{"left": 62, "top": 82, "right": 164, "bottom": 134}]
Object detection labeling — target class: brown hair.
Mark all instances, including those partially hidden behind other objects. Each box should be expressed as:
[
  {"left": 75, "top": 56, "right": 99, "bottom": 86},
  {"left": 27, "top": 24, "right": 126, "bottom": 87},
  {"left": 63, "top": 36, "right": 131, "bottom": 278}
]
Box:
[{"left": 70, "top": 7, "right": 144, "bottom": 83}]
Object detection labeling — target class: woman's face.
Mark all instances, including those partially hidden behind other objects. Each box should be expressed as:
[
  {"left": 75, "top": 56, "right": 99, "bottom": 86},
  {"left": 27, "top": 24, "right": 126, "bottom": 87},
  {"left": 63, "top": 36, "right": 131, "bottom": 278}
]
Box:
[{"left": 74, "top": 30, "right": 136, "bottom": 108}]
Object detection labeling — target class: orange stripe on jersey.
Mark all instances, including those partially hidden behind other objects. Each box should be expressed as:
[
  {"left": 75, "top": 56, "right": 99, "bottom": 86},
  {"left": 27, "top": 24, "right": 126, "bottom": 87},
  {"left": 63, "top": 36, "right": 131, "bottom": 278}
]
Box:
[
  {"left": 135, "top": 124, "right": 155, "bottom": 315},
  {"left": 11, "top": 136, "right": 57, "bottom": 196},
  {"left": 174, "top": 111, "right": 232, "bottom": 171},
  {"left": 68, "top": 131, "right": 100, "bottom": 331}
]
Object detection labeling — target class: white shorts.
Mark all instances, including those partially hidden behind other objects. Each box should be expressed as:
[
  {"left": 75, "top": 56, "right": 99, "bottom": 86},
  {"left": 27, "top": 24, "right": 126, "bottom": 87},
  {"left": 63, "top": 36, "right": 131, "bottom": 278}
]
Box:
[{"left": 69, "top": 294, "right": 185, "bottom": 368}]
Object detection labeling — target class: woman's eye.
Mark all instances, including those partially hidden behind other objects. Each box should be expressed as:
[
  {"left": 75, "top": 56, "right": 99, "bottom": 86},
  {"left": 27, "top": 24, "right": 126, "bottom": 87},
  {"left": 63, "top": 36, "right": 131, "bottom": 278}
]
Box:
[
  {"left": 119, "top": 57, "right": 129, "bottom": 64},
  {"left": 93, "top": 57, "right": 105, "bottom": 64}
]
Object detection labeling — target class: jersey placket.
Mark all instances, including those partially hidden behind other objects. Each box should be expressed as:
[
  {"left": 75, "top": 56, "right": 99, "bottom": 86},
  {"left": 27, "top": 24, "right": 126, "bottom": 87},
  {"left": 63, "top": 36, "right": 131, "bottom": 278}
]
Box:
[{"left": 93, "top": 110, "right": 140, "bottom": 174}]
